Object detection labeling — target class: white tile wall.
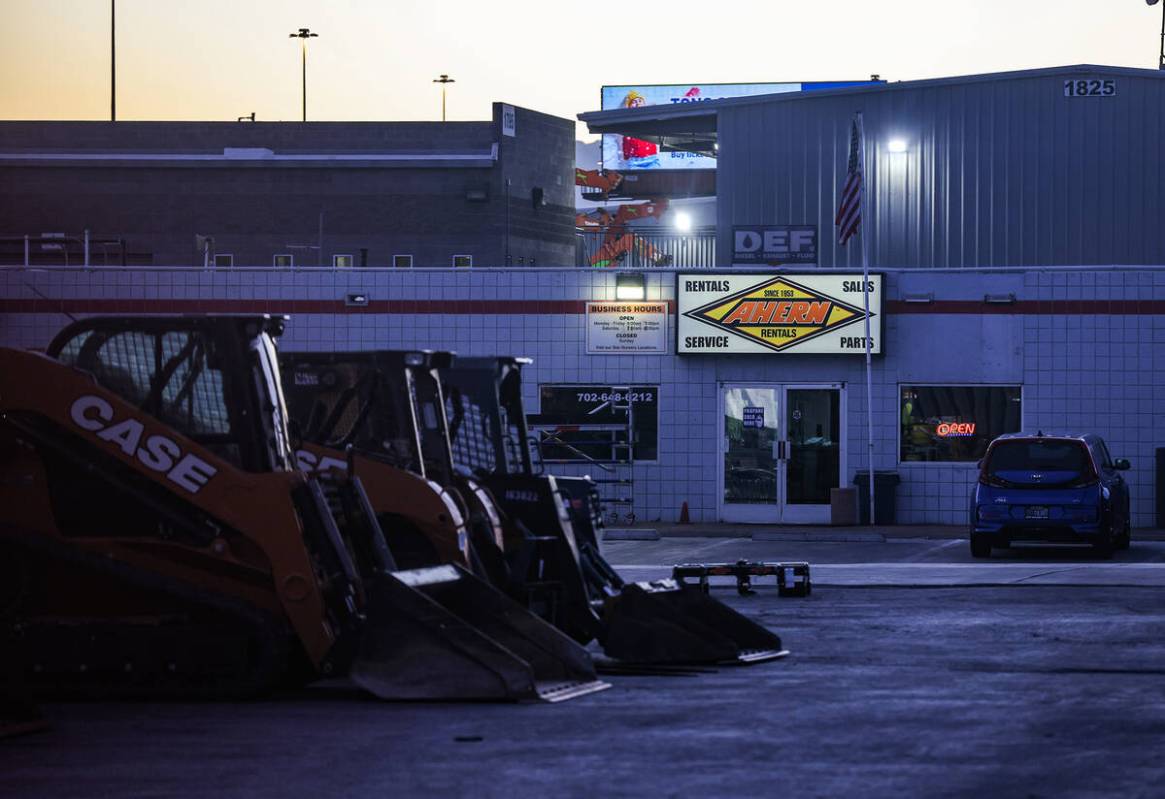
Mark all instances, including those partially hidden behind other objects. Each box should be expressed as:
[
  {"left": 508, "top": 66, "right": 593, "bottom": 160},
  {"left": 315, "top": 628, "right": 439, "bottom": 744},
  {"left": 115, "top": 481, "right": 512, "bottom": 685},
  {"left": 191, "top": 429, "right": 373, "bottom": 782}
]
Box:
[{"left": 3, "top": 265, "right": 1164, "bottom": 527}]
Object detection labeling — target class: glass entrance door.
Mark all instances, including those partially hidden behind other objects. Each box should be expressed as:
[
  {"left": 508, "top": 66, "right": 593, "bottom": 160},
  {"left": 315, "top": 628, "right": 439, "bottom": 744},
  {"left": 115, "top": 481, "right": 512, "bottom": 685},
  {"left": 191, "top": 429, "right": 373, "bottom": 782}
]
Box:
[
  {"left": 781, "top": 387, "right": 842, "bottom": 524},
  {"left": 719, "top": 384, "right": 843, "bottom": 524},
  {"left": 721, "top": 386, "right": 779, "bottom": 522}
]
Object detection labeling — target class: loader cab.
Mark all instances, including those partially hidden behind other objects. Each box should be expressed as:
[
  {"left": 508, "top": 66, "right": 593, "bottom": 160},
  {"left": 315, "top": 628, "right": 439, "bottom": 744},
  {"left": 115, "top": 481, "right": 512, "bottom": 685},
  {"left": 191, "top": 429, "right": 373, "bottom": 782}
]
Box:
[
  {"left": 444, "top": 356, "right": 536, "bottom": 479},
  {"left": 279, "top": 350, "right": 458, "bottom": 481},
  {"left": 48, "top": 315, "right": 294, "bottom": 474}
]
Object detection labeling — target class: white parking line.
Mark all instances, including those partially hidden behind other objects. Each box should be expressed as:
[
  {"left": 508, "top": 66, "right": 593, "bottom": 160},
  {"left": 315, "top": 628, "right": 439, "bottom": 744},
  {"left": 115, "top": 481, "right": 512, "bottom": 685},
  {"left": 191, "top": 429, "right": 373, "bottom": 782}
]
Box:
[{"left": 901, "top": 538, "right": 964, "bottom": 562}]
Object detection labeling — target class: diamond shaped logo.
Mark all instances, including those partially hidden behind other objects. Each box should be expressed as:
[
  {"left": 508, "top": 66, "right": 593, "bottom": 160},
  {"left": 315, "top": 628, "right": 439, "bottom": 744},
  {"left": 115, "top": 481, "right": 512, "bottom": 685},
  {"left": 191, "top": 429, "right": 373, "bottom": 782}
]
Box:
[{"left": 683, "top": 275, "right": 873, "bottom": 352}]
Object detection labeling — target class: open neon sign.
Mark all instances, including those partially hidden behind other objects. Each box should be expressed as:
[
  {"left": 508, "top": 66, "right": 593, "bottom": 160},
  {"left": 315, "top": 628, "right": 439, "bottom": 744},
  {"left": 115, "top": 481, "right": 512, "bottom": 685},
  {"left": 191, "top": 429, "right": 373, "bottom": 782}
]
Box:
[{"left": 936, "top": 422, "right": 976, "bottom": 437}]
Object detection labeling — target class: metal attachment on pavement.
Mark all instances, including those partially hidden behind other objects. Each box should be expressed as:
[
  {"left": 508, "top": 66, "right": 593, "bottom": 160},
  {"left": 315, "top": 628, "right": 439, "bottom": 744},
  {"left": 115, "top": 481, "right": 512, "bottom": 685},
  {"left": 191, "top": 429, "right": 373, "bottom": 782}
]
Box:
[{"left": 672, "top": 560, "right": 812, "bottom": 597}]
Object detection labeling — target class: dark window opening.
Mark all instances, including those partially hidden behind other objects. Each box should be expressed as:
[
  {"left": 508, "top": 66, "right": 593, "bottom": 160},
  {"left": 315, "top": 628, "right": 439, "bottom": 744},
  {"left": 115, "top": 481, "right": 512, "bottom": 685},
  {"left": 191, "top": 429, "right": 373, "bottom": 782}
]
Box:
[
  {"left": 900, "top": 385, "right": 1021, "bottom": 463},
  {"left": 537, "top": 385, "right": 659, "bottom": 462}
]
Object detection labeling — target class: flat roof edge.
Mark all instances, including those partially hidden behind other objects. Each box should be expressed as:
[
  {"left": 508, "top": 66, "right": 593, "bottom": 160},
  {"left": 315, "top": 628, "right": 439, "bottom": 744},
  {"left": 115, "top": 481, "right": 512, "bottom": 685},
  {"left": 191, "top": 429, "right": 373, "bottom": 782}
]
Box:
[{"left": 578, "top": 64, "right": 1165, "bottom": 125}]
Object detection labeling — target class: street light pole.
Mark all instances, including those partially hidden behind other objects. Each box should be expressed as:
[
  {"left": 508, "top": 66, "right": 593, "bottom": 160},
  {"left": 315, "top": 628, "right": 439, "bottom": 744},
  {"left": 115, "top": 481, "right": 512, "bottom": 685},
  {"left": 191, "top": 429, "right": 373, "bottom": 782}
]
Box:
[
  {"left": 1151, "top": 0, "right": 1165, "bottom": 70},
  {"left": 110, "top": 0, "right": 116, "bottom": 121},
  {"left": 1160, "top": 0, "right": 1165, "bottom": 70},
  {"left": 433, "top": 74, "right": 455, "bottom": 121},
  {"left": 289, "top": 28, "right": 318, "bottom": 121}
]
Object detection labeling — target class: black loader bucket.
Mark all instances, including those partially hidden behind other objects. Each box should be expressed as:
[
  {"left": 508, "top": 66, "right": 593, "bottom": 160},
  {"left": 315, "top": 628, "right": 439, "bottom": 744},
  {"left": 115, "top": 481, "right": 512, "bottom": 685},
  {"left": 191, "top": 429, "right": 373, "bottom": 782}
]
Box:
[
  {"left": 350, "top": 564, "right": 610, "bottom": 703},
  {"left": 600, "top": 579, "right": 789, "bottom": 665},
  {"left": 551, "top": 477, "right": 787, "bottom": 665},
  {"left": 0, "top": 674, "right": 48, "bottom": 739}
]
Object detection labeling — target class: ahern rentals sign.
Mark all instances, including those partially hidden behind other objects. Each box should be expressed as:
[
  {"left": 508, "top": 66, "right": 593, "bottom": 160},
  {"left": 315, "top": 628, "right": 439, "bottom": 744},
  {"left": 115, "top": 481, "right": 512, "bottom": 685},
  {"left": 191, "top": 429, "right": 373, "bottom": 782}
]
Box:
[{"left": 676, "top": 273, "right": 883, "bottom": 355}]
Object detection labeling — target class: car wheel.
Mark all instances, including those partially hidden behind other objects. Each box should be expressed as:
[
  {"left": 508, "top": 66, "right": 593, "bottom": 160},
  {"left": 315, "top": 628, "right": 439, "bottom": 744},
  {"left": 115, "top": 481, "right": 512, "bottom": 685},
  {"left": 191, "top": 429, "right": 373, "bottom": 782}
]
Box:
[
  {"left": 1092, "top": 537, "right": 1114, "bottom": 559},
  {"left": 1116, "top": 518, "right": 1131, "bottom": 551},
  {"left": 969, "top": 536, "right": 991, "bottom": 558}
]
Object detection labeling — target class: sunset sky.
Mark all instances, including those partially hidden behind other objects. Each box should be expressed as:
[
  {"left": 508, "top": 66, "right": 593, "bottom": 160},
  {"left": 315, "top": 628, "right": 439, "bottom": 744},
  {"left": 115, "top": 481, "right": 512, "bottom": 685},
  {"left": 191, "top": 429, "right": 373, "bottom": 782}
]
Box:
[{"left": 1, "top": 0, "right": 1161, "bottom": 138}]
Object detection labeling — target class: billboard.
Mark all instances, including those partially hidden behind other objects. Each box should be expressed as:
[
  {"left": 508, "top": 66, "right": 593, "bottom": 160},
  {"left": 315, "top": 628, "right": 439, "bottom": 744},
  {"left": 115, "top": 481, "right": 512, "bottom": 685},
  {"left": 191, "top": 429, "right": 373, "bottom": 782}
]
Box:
[
  {"left": 600, "top": 82, "right": 875, "bottom": 171},
  {"left": 676, "top": 272, "right": 884, "bottom": 355}
]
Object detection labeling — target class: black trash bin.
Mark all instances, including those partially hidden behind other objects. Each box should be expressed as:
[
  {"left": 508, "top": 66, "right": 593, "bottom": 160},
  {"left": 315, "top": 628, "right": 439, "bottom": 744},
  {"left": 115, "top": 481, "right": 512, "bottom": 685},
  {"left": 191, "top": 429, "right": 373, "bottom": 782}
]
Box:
[{"left": 853, "top": 470, "right": 900, "bottom": 525}]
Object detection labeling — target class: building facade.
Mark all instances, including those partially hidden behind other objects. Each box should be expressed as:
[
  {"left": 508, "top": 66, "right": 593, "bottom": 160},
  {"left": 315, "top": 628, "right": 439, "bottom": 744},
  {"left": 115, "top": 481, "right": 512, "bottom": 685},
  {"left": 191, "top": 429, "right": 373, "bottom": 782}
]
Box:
[
  {"left": 580, "top": 65, "right": 1165, "bottom": 269},
  {"left": 2, "top": 265, "right": 1163, "bottom": 528},
  {"left": 0, "top": 103, "right": 575, "bottom": 268},
  {"left": 2, "top": 66, "right": 1164, "bottom": 529}
]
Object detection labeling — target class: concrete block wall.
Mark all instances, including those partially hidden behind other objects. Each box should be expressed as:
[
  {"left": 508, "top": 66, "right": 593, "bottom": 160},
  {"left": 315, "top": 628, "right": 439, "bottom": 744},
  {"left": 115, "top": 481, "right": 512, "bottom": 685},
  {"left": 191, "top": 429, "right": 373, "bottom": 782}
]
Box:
[{"left": 2, "top": 265, "right": 1163, "bottom": 527}]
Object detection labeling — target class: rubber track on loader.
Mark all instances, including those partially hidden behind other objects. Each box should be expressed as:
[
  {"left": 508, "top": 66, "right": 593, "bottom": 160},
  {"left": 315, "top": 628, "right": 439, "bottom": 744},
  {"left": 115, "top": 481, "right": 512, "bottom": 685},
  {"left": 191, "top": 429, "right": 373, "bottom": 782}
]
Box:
[{"left": 2, "top": 528, "right": 293, "bottom": 699}]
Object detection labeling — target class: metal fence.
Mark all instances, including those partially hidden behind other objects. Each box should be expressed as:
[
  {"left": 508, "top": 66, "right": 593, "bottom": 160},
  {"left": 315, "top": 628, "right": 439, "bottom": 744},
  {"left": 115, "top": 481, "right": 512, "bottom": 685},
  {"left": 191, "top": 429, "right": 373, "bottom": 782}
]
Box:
[{"left": 575, "top": 227, "right": 717, "bottom": 269}]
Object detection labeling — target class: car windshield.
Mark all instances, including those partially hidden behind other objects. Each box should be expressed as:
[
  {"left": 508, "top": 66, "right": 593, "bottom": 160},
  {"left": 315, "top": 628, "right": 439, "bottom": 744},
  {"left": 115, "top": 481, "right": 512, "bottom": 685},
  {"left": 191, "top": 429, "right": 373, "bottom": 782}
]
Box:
[{"left": 984, "top": 439, "right": 1091, "bottom": 482}]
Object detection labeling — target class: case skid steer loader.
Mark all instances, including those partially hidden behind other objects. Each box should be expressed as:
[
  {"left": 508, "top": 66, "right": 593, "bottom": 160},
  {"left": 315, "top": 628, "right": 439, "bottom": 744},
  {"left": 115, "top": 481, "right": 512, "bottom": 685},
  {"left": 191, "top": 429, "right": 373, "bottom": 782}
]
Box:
[
  {"left": 279, "top": 350, "right": 787, "bottom": 666},
  {"left": 0, "top": 316, "right": 606, "bottom": 703}
]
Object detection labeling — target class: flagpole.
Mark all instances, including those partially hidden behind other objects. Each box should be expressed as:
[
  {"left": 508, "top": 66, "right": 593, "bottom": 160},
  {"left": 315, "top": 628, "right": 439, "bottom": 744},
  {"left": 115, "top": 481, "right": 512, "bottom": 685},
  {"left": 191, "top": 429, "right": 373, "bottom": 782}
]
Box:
[{"left": 858, "top": 112, "right": 875, "bottom": 527}]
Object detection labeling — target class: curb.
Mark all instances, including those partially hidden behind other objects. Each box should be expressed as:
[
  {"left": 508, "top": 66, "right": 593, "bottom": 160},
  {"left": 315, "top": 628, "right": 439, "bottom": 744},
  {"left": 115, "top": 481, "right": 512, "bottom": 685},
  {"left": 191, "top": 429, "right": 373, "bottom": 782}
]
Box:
[
  {"left": 603, "top": 528, "right": 661, "bottom": 541},
  {"left": 751, "top": 531, "right": 886, "bottom": 543}
]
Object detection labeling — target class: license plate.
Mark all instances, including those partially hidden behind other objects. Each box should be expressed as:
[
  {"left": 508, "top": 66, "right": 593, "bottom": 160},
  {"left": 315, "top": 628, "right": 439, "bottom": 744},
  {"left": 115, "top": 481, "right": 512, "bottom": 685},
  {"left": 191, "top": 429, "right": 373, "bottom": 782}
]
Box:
[{"left": 1025, "top": 506, "right": 1049, "bottom": 520}]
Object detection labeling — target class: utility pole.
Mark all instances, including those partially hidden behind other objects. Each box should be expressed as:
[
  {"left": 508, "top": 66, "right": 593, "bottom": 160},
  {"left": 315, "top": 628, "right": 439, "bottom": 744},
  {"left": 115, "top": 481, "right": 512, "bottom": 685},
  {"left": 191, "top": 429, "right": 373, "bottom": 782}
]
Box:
[
  {"left": 110, "top": 0, "right": 116, "bottom": 121},
  {"left": 433, "top": 74, "right": 455, "bottom": 121},
  {"left": 289, "top": 28, "right": 318, "bottom": 121}
]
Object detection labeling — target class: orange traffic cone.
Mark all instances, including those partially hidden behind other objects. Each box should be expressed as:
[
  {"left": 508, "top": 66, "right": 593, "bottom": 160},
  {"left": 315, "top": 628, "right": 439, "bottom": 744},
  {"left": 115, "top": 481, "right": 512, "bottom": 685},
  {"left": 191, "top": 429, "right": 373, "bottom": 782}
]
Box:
[{"left": 678, "top": 501, "right": 690, "bottom": 525}]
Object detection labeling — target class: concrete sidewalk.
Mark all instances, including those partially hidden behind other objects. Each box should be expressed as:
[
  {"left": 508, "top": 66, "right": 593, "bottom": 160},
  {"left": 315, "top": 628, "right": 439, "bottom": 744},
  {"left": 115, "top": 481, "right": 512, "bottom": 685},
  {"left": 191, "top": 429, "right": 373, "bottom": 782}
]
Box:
[{"left": 606, "top": 522, "right": 1165, "bottom": 542}]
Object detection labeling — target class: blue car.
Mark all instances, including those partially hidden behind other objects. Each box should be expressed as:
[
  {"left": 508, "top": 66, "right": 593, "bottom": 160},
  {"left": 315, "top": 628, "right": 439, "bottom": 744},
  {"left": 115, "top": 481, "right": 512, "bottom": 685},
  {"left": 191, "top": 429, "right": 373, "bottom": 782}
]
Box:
[{"left": 969, "top": 432, "right": 1131, "bottom": 558}]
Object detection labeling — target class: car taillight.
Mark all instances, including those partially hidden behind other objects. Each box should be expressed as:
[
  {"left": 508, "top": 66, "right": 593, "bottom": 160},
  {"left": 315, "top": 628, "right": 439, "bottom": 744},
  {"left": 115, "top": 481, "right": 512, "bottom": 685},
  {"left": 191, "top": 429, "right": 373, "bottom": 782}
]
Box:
[{"left": 977, "top": 504, "right": 1008, "bottom": 521}]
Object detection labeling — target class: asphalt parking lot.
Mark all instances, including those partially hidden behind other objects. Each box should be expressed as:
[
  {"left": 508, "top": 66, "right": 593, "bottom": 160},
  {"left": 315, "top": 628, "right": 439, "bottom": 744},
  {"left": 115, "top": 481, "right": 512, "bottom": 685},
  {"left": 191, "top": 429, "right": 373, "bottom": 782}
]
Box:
[{"left": 5, "top": 537, "right": 1165, "bottom": 798}]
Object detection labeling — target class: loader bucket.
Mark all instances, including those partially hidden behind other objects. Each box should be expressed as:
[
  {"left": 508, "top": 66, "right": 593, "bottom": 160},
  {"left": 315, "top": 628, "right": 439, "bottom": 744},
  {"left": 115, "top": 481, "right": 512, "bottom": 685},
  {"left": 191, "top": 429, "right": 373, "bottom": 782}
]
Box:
[
  {"left": 599, "top": 580, "right": 789, "bottom": 665},
  {"left": 0, "top": 683, "right": 48, "bottom": 739},
  {"left": 350, "top": 564, "right": 610, "bottom": 703}
]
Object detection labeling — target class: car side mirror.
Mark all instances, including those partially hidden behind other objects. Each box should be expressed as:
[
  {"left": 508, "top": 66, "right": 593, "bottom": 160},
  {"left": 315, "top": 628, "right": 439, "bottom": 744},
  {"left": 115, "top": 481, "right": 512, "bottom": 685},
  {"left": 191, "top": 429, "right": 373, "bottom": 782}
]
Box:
[{"left": 1113, "top": 458, "right": 1131, "bottom": 471}]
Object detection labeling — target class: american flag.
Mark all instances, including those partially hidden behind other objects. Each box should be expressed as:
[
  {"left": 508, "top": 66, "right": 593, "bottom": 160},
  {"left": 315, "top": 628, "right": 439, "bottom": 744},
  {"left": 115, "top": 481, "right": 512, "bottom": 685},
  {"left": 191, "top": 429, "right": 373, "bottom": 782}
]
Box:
[{"left": 835, "top": 116, "right": 863, "bottom": 246}]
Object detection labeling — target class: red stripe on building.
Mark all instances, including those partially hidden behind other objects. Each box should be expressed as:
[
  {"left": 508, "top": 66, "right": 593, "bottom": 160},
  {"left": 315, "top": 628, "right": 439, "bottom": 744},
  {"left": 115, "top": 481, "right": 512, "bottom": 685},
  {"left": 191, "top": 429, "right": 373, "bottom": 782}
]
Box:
[{"left": 3, "top": 298, "right": 1165, "bottom": 316}]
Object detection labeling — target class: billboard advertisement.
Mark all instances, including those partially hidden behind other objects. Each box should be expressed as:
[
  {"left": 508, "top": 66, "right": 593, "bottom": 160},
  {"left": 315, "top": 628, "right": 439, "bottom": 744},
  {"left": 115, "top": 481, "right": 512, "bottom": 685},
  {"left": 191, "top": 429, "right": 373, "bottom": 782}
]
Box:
[
  {"left": 600, "top": 81, "right": 875, "bottom": 171},
  {"left": 676, "top": 272, "right": 884, "bottom": 355}
]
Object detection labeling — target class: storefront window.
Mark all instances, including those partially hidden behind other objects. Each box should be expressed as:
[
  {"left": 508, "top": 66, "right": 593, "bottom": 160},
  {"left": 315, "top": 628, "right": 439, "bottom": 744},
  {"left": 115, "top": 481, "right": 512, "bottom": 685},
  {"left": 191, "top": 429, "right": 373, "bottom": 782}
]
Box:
[
  {"left": 536, "top": 385, "right": 659, "bottom": 462},
  {"left": 900, "top": 385, "right": 1021, "bottom": 463}
]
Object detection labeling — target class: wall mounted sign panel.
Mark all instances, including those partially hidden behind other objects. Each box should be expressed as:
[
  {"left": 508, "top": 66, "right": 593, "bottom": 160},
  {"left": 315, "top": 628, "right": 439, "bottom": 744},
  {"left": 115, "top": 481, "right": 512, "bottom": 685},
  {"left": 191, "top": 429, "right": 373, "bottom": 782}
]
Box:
[
  {"left": 733, "top": 225, "right": 818, "bottom": 264},
  {"left": 676, "top": 272, "right": 883, "bottom": 355},
  {"left": 586, "top": 301, "right": 668, "bottom": 354}
]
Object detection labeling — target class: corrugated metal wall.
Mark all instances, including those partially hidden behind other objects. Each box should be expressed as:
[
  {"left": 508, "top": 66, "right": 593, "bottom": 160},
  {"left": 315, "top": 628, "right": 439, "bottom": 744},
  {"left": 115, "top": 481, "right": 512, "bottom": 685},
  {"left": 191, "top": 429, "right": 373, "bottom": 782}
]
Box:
[{"left": 716, "top": 70, "right": 1165, "bottom": 268}]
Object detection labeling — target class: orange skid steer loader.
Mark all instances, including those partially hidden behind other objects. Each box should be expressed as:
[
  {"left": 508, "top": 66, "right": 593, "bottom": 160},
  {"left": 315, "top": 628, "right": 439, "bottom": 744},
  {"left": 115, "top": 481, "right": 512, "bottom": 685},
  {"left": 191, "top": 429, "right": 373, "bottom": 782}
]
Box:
[
  {"left": 0, "top": 316, "right": 606, "bottom": 702},
  {"left": 279, "top": 350, "right": 787, "bottom": 666}
]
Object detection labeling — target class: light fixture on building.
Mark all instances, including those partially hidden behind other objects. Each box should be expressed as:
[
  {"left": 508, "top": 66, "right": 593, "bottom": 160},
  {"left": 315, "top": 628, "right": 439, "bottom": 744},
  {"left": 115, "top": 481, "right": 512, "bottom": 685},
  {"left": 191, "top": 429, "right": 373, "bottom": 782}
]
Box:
[
  {"left": 984, "top": 292, "right": 1017, "bottom": 305},
  {"left": 675, "top": 211, "right": 692, "bottom": 232},
  {"left": 615, "top": 272, "right": 646, "bottom": 301},
  {"left": 345, "top": 292, "right": 370, "bottom": 307},
  {"left": 902, "top": 292, "right": 933, "bottom": 304},
  {"left": 887, "top": 139, "right": 908, "bottom": 153}
]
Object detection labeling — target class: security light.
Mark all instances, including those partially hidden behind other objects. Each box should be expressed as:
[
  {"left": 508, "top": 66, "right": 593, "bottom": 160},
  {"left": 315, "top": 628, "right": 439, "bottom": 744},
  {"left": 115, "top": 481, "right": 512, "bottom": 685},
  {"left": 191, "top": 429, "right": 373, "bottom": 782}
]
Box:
[
  {"left": 615, "top": 273, "right": 646, "bottom": 301},
  {"left": 675, "top": 211, "right": 692, "bottom": 232},
  {"left": 887, "top": 139, "right": 908, "bottom": 153}
]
